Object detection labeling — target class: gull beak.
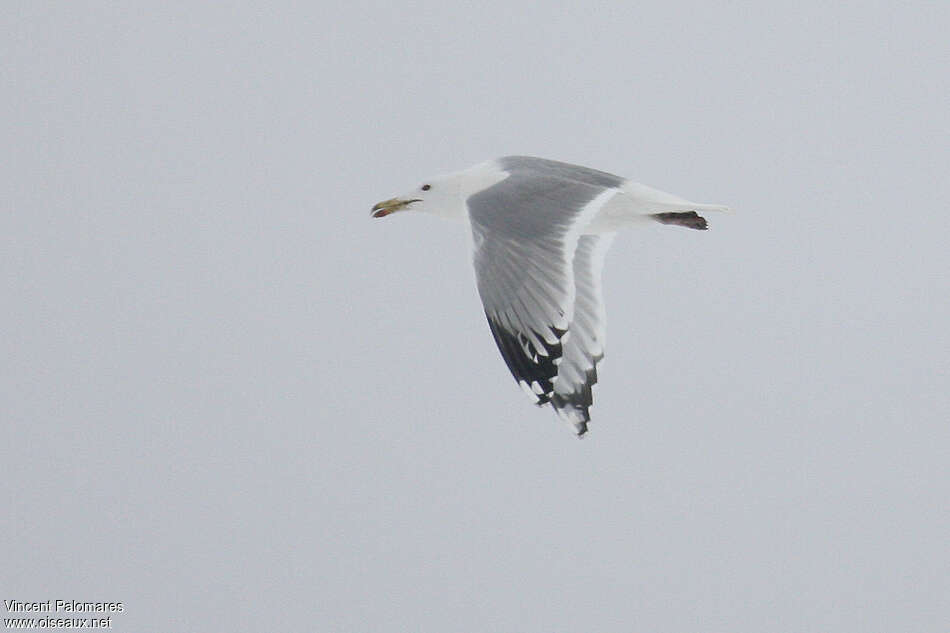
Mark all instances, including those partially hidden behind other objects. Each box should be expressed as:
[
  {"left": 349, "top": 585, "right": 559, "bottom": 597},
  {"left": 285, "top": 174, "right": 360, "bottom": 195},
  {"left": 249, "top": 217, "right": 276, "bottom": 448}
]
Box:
[{"left": 371, "top": 198, "right": 420, "bottom": 218}]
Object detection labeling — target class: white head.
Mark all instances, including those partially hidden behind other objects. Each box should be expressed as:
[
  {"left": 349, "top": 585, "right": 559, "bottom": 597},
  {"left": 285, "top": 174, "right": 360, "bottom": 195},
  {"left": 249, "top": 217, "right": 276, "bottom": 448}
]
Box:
[{"left": 371, "top": 160, "right": 508, "bottom": 221}]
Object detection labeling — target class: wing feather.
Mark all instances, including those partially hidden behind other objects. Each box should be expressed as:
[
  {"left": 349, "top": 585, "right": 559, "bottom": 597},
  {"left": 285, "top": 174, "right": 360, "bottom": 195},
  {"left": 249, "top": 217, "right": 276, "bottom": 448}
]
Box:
[
  {"left": 551, "top": 234, "right": 615, "bottom": 434},
  {"left": 467, "top": 160, "right": 618, "bottom": 415}
]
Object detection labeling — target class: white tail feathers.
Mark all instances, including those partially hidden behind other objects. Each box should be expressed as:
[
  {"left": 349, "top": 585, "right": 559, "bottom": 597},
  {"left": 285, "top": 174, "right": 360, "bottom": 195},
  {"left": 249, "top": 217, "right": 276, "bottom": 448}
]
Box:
[
  {"left": 696, "top": 203, "right": 732, "bottom": 214},
  {"left": 622, "top": 182, "right": 730, "bottom": 216}
]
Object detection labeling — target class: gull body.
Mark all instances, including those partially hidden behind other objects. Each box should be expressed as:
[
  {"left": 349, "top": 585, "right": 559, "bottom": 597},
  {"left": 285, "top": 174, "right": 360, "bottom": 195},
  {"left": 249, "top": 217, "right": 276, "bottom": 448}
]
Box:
[{"left": 373, "top": 156, "right": 727, "bottom": 435}]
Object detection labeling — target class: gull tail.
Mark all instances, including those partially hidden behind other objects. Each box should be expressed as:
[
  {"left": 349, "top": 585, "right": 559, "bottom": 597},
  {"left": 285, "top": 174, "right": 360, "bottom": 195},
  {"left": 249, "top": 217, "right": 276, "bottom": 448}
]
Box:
[
  {"left": 623, "top": 182, "right": 729, "bottom": 212},
  {"left": 618, "top": 181, "right": 729, "bottom": 230}
]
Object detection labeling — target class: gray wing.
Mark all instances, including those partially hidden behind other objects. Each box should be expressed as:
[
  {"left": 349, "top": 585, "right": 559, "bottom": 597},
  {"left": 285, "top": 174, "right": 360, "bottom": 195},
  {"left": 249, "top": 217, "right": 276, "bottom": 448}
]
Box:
[
  {"left": 467, "top": 160, "right": 618, "bottom": 412},
  {"left": 551, "top": 234, "right": 615, "bottom": 435}
]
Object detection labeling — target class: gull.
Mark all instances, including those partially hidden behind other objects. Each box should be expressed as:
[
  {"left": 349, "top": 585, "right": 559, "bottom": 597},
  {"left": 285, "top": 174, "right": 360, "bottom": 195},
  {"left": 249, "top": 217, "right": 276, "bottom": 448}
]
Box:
[{"left": 372, "top": 156, "right": 728, "bottom": 435}]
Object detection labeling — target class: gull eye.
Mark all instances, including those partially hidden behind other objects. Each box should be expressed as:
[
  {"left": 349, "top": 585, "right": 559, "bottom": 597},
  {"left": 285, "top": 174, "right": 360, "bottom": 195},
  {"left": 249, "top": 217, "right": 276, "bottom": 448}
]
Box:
[{"left": 421, "top": 184, "right": 431, "bottom": 191}]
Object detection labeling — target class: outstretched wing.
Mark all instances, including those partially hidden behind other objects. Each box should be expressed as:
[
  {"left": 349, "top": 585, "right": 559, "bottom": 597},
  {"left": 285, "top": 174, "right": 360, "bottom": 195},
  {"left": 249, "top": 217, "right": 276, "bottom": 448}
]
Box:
[
  {"left": 551, "top": 233, "right": 615, "bottom": 435},
  {"left": 467, "top": 158, "right": 620, "bottom": 412}
]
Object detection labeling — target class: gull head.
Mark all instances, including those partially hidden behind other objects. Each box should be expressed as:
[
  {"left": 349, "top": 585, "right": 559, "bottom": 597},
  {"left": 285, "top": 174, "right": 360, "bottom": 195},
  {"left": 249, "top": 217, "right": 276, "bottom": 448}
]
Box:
[
  {"left": 371, "top": 165, "right": 500, "bottom": 221},
  {"left": 371, "top": 178, "right": 452, "bottom": 219}
]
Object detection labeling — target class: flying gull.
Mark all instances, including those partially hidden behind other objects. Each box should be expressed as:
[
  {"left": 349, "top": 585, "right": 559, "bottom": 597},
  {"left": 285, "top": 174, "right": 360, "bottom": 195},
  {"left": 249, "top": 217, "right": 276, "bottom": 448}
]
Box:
[{"left": 372, "top": 156, "right": 728, "bottom": 435}]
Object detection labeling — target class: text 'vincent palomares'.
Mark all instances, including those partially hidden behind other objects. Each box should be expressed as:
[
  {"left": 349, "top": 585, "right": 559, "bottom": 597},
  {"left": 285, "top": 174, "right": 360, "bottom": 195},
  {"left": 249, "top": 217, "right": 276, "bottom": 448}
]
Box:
[{"left": 4, "top": 600, "right": 124, "bottom": 613}]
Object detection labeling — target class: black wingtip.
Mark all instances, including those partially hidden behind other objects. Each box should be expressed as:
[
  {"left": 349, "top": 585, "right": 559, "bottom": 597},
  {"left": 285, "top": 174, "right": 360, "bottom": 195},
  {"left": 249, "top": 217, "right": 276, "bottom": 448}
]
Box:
[{"left": 485, "top": 312, "right": 563, "bottom": 405}]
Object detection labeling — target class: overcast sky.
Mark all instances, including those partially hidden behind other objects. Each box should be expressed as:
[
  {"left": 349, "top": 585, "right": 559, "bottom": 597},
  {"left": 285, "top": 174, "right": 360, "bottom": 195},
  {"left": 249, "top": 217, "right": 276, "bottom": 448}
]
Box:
[{"left": 3, "top": 2, "right": 949, "bottom": 631}]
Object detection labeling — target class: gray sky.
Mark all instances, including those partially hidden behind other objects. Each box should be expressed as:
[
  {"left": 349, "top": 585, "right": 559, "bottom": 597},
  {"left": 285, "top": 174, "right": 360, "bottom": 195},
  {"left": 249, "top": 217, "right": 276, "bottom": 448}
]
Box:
[{"left": 3, "top": 2, "right": 949, "bottom": 631}]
